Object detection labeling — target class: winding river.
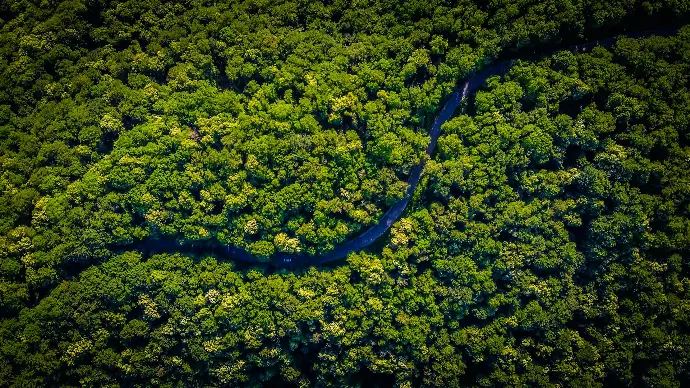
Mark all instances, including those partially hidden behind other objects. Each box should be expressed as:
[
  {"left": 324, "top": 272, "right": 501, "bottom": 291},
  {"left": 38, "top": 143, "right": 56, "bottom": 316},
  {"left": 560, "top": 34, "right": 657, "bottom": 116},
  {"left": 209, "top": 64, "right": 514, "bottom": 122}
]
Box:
[{"left": 136, "top": 26, "right": 681, "bottom": 268}]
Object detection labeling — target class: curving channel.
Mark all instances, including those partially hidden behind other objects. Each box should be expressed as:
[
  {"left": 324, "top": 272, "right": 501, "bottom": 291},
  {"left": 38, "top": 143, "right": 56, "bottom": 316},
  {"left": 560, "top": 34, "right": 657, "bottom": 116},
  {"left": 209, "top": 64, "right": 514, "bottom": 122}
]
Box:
[{"left": 135, "top": 26, "right": 681, "bottom": 268}]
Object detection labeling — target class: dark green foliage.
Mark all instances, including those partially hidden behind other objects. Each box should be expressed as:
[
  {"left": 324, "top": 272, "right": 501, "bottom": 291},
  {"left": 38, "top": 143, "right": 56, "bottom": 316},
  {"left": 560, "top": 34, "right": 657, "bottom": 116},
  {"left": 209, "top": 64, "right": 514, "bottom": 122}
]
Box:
[{"left": 1, "top": 0, "right": 690, "bottom": 386}]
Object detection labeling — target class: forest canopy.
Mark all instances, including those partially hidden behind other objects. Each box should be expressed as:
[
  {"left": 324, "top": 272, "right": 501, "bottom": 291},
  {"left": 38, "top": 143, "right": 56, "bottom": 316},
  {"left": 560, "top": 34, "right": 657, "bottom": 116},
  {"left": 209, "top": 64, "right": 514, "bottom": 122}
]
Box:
[{"left": 1, "top": 0, "right": 690, "bottom": 386}]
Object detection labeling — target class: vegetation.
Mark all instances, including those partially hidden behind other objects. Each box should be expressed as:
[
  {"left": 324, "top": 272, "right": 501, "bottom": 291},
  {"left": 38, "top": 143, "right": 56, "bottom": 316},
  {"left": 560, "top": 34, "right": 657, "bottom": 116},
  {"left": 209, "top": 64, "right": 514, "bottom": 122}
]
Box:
[{"left": 1, "top": 0, "right": 689, "bottom": 386}]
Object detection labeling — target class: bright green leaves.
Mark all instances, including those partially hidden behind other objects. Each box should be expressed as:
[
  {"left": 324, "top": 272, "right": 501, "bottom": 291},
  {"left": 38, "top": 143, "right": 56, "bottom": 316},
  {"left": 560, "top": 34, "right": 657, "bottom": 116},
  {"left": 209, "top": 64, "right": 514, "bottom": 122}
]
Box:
[{"left": 521, "top": 125, "right": 555, "bottom": 164}]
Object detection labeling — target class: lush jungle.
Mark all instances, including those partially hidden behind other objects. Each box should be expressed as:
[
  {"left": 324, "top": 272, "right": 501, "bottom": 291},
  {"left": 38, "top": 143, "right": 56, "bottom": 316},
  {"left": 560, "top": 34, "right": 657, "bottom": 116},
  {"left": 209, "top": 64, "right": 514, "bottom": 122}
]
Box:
[{"left": 1, "top": 0, "right": 689, "bottom": 386}]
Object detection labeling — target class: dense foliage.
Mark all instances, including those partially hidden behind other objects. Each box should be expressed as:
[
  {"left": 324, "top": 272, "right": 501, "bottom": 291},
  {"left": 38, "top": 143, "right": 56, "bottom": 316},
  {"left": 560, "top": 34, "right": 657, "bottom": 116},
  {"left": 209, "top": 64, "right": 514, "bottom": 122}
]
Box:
[{"left": 1, "top": 0, "right": 690, "bottom": 386}]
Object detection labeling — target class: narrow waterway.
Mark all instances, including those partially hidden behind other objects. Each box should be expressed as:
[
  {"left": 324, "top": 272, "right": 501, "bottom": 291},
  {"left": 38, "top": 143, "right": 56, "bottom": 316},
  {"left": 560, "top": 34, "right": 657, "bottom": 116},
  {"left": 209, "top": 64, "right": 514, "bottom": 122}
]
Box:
[{"left": 133, "top": 26, "right": 681, "bottom": 268}]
